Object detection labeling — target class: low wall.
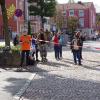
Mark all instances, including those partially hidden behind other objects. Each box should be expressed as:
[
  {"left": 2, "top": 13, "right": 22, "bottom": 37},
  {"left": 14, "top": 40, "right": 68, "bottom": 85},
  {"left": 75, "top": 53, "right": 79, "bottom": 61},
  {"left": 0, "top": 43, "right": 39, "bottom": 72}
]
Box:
[{"left": 0, "top": 51, "right": 21, "bottom": 67}]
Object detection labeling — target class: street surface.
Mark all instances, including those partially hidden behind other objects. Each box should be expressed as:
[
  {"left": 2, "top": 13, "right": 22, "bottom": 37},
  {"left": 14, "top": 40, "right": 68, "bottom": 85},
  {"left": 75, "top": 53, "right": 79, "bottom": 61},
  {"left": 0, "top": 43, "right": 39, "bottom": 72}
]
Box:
[
  {"left": 0, "top": 69, "right": 32, "bottom": 100},
  {"left": 20, "top": 41, "right": 100, "bottom": 100},
  {"left": 0, "top": 40, "right": 100, "bottom": 100}
]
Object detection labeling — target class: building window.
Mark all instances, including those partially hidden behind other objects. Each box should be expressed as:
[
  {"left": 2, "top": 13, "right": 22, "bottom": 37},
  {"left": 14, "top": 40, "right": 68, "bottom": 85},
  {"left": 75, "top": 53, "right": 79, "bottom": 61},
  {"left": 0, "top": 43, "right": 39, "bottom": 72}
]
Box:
[
  {"left": 79, "top": 10, "right": 84, "bottom": 17},
  {"left": 79, "top": 18, "right": 84, "bottom": 27},
  {"left": 69, "top": 10, "right": 74, "bottom": 16},
  {"left": 62, "top": 10, "right": 66, "bottom": 16}
]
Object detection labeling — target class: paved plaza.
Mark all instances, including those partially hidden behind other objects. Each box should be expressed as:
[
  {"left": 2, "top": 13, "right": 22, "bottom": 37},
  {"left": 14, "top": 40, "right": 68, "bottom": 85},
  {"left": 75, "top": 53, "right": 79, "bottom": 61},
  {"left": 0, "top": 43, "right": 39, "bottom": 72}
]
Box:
[{"left": 18, "top": 47, "right": 100, "bottom": 100}]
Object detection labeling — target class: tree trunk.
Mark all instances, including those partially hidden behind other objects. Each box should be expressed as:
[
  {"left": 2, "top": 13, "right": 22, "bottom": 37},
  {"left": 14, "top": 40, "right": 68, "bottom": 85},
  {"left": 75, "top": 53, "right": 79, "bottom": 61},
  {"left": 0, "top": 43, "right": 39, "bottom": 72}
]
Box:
[
  {"left": 41, "top": 16, "right": 44, "bottom": 29},
  {"left": 28, "top": 20, "right": 31, "bottom": 35},
  {"left": 0, "top": 0, "right": 10, "bottom": 47}
]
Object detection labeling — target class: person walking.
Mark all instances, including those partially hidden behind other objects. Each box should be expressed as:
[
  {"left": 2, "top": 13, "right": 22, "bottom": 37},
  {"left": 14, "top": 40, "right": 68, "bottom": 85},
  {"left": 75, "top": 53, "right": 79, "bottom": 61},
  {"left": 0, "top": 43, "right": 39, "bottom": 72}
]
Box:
[
  {"left": 18, "top": 30, "right": 31, "bottom": 70},
  {"left": 70, "top": 32, "right": 82, "bottom": 65}
]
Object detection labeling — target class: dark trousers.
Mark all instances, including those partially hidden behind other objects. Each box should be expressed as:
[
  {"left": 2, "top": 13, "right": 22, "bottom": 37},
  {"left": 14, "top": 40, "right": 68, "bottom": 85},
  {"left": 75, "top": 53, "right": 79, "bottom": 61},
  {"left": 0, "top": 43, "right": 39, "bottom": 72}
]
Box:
[
  {"left": 54, "top": 45, "right": 59, "bottom": 59},
  {"left": 36, "top": 49, "right": 39, "bottom": 60},
  {"left": 79, "top": 47, "right": 82, "bottom": 59},
  {"left": 35, "top": 45, "right": 39, "bottom": 60},
  {"left": 20, "top": 50, "right": 30, "bottom": 67},
  {"left": 40, "top": 44, "right": 47, "bottom": 59},
  {"left": 72, "top": 50, "right": 81, "bottom": 64},
  {"left": 59, "top": 45, "right": 62, "bottom": 58}
]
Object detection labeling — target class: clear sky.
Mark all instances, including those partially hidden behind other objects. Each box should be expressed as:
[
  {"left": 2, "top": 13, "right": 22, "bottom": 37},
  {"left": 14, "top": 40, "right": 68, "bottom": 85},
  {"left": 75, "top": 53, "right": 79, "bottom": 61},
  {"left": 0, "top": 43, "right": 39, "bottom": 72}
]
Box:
[{"left": 57, "top": 0, "right": 100, "bottom": 13}]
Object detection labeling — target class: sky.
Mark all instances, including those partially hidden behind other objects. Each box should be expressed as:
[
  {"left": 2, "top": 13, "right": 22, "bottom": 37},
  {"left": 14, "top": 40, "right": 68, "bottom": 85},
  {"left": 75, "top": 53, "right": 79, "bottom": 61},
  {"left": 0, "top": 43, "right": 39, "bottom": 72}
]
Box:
[{"left": 57, "top": 0, "right": 100, "bottom": 13}]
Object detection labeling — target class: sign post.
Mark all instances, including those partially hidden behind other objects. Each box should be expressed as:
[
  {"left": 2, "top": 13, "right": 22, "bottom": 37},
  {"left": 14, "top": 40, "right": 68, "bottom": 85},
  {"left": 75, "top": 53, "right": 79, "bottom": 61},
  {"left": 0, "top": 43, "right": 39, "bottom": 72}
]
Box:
[{"left": 15, "top": 9, "right": 23, "bottom": 34}]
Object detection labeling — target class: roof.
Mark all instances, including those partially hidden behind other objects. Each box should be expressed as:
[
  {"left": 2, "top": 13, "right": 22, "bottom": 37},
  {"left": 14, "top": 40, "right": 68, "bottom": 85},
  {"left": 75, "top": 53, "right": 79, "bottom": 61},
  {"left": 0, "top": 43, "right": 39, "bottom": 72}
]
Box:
[
  {"left": 66, "top": 3, "right": 86, "bottom": 9},
  {"left": 66, "top": 2, "right": 93, "bottom": 10},
  {"left": 57, "top": 2, "right": 93, "bottom": 10}
]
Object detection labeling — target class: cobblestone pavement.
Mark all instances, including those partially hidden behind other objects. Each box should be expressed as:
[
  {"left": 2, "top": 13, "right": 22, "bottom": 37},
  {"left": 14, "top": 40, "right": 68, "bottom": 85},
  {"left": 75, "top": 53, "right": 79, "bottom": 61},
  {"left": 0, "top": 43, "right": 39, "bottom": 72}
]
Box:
[{"left": 20, "top": 49, "right": 100, "bottom": 100}]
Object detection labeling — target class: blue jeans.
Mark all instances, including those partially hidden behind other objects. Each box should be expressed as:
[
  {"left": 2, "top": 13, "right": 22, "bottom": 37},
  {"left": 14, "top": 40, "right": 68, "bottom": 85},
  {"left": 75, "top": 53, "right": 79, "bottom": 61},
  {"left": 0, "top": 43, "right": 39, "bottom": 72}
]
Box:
[
  {"left": 72, "top": 50, "right": 81, "bottom": 64},
  {"left": 54, "top": 45, "right": 59, "bottom": 59}
]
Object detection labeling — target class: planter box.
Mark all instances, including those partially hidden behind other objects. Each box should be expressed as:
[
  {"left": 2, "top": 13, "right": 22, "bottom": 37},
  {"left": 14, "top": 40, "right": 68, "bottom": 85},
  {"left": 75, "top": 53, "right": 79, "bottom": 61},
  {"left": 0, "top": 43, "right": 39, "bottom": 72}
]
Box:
[{"left": 0, "top": 51, "right": 21, "bottom": 67}]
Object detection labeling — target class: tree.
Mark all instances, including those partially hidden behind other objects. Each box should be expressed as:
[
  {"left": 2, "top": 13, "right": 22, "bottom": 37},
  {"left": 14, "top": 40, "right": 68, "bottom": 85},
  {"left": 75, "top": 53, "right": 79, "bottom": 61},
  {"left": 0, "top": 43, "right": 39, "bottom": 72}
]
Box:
[
  {"left": 0, "top": 0, "right": 10, "bottom": 47},
  {"left": 28, "top": 0, "right": 56, "bottom": 29},
  {"left": 52, "top": 10, "right": 63, "bottom": 29},
  {"left": 67, "top": 16, "right": 79, "bottom": 35},
  {"left": 28, "top": 20, "right": 31, "bottom": 35},
  {"left": 96, "top": 14, "right": 100, "bottom": 32}
]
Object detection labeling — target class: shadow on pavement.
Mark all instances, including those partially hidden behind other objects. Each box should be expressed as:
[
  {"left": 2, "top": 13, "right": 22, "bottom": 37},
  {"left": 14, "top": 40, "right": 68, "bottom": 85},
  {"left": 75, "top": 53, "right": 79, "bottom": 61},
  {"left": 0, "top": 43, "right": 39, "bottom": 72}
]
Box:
[
  {"left": 81, "top": 65, "right": 100, "bottom": 71},
  {"left": 41, "top": 61, "right": 70, "bottom": 68},
  {"left": 3, "top": 70, "right": 100, "bottom": 100},
  {"left": 84, "top": 60, "right": 100, "bottom": 63},
  {"left": 3, "top": 78, "right": 29, "bottom": 96},
  {"left": 62, "top": 59, "right": 74, "bottom": 65},
  {"left": 20, "top": 72, "right": 100, "bottom": 100},
  {"left": 2, "top": 57, "right": 100, "bottom": 100}
]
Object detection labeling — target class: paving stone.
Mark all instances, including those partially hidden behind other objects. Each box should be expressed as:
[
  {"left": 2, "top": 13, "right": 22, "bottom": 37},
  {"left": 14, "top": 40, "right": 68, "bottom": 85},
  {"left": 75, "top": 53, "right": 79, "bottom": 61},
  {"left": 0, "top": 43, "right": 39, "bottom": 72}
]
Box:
[{"left": 20, "top": 50, "right": 100, "bottom": 100}]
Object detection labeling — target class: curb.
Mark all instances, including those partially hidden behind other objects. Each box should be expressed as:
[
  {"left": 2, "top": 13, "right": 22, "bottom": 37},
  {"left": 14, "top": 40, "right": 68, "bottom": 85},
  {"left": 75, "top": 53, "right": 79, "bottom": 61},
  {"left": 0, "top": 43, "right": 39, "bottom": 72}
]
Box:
[{"left": 13, "top": 73, "right": 36, "bottom": 100}]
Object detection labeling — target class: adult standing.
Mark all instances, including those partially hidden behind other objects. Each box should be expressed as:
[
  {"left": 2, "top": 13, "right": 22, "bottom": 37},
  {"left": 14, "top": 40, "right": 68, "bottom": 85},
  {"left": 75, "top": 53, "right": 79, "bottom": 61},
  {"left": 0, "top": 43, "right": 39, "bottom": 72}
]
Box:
[
  {"left": 19, "top": 30, "right": 31, "bottom": 70},
  {"left": 75, "top": 31, "right": 85, "bottom": 59},
  {"left": 52, "top": 33, "right": 60, "bottom": 60},
  {"left": 70, "top": 32, "right": 82, "bottom": 65},
  {"left": 58, "top": 32, "right": 64, "bottom": 59},
  {"left": 37, "top": 29, "right": 47, "bottom": 62}
]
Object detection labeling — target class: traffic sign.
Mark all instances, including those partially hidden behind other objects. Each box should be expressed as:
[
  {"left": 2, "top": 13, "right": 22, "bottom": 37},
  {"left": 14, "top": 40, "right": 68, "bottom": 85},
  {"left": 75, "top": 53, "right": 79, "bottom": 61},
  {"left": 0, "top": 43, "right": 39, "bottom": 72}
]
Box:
[{"left": 15, "top": 9, "right": 23, "bottom": 17}]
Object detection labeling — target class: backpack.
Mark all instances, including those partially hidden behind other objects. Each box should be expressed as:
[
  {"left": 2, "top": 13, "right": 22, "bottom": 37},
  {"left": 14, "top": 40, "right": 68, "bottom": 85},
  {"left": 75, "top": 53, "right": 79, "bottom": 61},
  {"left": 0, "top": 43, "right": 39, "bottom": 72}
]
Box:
[{"left": 73, "top": 39, "right": 79, "bottom": 50}]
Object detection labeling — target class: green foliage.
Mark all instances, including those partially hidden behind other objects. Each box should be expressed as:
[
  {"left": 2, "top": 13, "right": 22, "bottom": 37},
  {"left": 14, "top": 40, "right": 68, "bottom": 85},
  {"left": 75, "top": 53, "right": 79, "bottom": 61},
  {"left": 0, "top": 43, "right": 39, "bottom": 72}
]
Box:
[
  {"left": 96, "top": 14, "right": 100, "bottom": 27},
  {"left": 0, "top": 45, "right": 20, "bottom": 52},
  {"left": 52, "top": 10, "right": 66, "bottom": 30},
  {"left": 67, "top": 16, "right": 79, "bottom": 40},
  {"left": 67, "top": 16, "right": 79, "bottom": 34},
  {"left": 28, "top": 0, "right": 56, "bottom": 17},
  {"left": 28, "top": 0, "right": 56, "bottom": 28}
]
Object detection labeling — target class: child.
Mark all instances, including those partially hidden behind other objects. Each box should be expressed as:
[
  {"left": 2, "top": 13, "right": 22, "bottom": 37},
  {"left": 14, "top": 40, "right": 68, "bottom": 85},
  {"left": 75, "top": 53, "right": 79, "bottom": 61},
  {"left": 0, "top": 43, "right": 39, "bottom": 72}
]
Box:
[{"left": 28, "top": 34, "right": 36, "bottom": 65}]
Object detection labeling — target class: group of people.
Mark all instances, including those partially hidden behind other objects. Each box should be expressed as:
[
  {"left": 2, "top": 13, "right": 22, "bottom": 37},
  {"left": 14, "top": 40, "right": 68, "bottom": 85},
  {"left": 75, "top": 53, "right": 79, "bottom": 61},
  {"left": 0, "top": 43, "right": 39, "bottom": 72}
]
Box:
[
  {"left": 13, "top": 29, "right": 85, "bottom": 71},
  {"left": 13, "top": 29, "right": 48, "bottom": 70}
]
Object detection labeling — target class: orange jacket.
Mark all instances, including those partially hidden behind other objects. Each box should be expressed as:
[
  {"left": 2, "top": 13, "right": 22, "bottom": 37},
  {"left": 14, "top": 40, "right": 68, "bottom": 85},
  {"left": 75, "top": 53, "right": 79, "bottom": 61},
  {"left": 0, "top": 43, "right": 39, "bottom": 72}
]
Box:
[{"left": 20, "top": 35, "right": 31, "bottom": 50}]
